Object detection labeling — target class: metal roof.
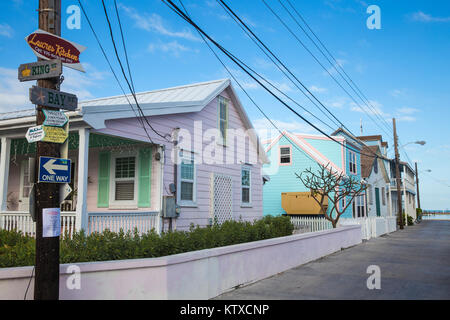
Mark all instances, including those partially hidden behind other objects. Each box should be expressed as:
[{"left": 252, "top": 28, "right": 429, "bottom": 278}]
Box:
[{"left": 80, "top": 78, "right": 229, "bottom": 108}]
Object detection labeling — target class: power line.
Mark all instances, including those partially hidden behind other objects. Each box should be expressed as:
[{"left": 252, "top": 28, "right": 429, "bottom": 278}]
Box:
[
  {"left": 162, "top": 0, "right": 384, "bottom": 160},
  {"left": 77, "top": 0, "right": 153, "bottom": 143},
  {"left": 100, "top": 0, "right": 170, "bottom": 142},
  {"left": 261, "top": 0, "right": 393, "bottom": 139},
  {"left": 176, "top": 0, "right": 330, "bottom": 166},
  {"left": 284, "top": 0, "right": 394, "bottom": 137},
  {"left": 114, "top": 0, "right": 135, "bottom": 93},
  {"left": 218, "top": 0, "right": 357, "bottom": 137},
  {"left": 215, "top": 0, "right": 340, "bottom": 131}
]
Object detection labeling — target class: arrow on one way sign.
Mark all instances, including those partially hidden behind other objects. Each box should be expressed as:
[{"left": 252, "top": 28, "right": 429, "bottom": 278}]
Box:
[{"left": 43, "top": 158, "right": 68, "bottom": 174}]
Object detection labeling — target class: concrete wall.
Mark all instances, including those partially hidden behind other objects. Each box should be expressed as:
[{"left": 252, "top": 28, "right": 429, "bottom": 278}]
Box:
[{"left": 0, "top": 225, "right": 361, "bottom": 300}]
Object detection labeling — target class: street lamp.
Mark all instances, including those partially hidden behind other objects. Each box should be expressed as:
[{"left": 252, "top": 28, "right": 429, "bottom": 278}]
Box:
[{"left": 401, "top": 141, "right": 426, "bottom": 148}]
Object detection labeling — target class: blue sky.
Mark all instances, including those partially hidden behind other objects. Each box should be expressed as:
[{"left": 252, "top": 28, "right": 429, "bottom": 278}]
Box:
[{"left": 0, "top": 0, "right": 449, "bottom": 209}]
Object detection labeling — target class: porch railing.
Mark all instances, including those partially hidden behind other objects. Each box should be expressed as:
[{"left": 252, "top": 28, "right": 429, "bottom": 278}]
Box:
[
  {"left": 0, "top": 211, "right": 76, "bottom": 238},
  {"left": 88, "top": 211, "right": 160, "bottom": 235}
]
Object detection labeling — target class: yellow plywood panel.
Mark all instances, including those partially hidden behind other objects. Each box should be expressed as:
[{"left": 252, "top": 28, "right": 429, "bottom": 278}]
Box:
[{"left": 281, "top": 192, "right": 328, "bottom": 215}]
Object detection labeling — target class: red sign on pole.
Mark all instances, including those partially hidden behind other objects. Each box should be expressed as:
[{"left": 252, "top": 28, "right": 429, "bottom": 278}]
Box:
[{"left": 26, "top": 29, "right": 86, "bottom": 72}]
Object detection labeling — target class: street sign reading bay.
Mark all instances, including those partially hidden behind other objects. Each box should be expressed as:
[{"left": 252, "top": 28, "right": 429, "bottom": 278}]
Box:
[
  {"left": 30, "top": 85, "right": 77, "bottom": 111},
  {"left": 43, "top": 109, "right": 68, "bottom": 127},
  {"left": 18, "top": 59, "right": 62, "bottom": 82},
  {"left": 38, "top": 157, "right": 71, "bottom": 183}
]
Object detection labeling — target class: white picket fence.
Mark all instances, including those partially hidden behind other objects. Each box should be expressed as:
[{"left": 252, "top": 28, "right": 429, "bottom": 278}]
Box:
[
  {"left": 88, "top": 212, "right": 160, "bottom": 235},
  {"left": 339, "top": 216, "right": 397, "bottom": 240},
  {"left": 0, "top": 211, "right": 76, "bottom": 238},
  {"left": 290, "top": 215, "right": 398, "bottom": 240},
  {"left": 290, "top": 216, "right": 333, "bottom": 233}
]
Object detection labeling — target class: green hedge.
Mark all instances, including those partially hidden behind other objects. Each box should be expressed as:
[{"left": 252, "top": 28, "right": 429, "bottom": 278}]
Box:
[{"left": 0, "top": 215, "right": 294, "bottom": 268}]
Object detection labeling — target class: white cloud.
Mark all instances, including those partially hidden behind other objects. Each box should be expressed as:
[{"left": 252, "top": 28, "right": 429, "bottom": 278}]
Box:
[
  {"left": 411, "top": 11, "right": 450, "bottom": 23},
  {"left": 350, "top": 100, "right": 391, "bottom": 120},
  {"left": 148, "top": 41, "right": 198, "bottom": 57},
  {"left": 309, "top": 85, "right": 327, "bottom": 93},
  {"left": 0, "top": 67, "right": 29, "bottom": 112},
  {"left": 253, "top": 117, "right": 316, "bottom": 140},
  {"left": 121, "top": 5, "right": 201, "bottom": 42},
  {"left": 0, "top": 24, "right": 13, "bottom": 38},
  {"left": 390, "top": 89, "right": 406, "bottom": 97},
  {"left": 396, "top": 115, "right": 416, "bottom": 122},
  {"left": 397, "top": 107, "right": 419, "bottom": 115}
]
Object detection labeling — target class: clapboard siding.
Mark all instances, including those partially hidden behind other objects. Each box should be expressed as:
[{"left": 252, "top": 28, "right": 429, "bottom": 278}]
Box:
[{"left": 94, "top": 87, "right": 264, "bottom": 230}]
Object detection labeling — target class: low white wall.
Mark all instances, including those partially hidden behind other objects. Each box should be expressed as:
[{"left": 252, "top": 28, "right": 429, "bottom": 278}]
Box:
[{"left": 0, "top": 225, "right": 361, "bottom": 300}]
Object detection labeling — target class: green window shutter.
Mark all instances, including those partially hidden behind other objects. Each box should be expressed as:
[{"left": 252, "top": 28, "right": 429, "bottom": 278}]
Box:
[
  {"left": 138, "top": 148, "right": 152, "bottom": 208},
  {"left": 97, "top": 151, "right": 111, "bottom": 208}
]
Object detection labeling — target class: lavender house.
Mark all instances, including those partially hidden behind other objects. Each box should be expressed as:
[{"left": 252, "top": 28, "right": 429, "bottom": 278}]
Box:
[{"left": 0, "top": 79, "right": 269, "bottom": 234}]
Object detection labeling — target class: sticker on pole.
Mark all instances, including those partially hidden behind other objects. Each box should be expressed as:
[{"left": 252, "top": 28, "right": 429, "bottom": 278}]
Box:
[
  {"left": 38, "top": 157, "right": 71, "bottom": 183},
  {"left": 42, "top": 208, "right": 61, "bottom": 238},
  {"left": 26, "top": 125, "right": 45, "bottom": 143}
]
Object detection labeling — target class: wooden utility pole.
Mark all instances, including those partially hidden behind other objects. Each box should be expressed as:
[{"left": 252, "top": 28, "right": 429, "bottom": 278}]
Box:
[
  {"left": 34, "top": 0, "right": 62, "bottom": 300},
  {"left": 415, "top": 162, "right": 421, "bottom": 210},
  {"left": 393, "top": 118, "right": 404, "bottom": 229}
]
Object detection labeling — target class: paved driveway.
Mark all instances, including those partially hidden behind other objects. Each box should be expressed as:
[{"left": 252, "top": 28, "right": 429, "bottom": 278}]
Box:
[{"left": 215, "top": 220, "right": 450, "bottom": 300}]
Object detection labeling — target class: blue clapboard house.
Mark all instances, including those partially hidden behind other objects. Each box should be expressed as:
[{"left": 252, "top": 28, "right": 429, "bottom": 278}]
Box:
[{"left": 262, "top": 128, "right": 365, "bottom": 219}]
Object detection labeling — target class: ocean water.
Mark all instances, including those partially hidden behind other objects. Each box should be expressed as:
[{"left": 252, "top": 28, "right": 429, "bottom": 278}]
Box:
[{"left": 422, "top": 214, "right": 450, "bottom": 220}]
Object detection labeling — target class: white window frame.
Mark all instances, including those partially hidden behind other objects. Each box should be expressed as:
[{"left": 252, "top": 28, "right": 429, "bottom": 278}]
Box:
[
  {"left": 217, "top": 96, "right": 229, "bottom": 146},
  {"left": 109, "top": 151, "right": 139, "bottom": 209},
  {"left": 349, "top": 151, "right": 357, "bottom": 174},
  {"left": 241, "top": 165, "right": 252, "bottom": 207},
  {"left": 279, "top": 145, "right": 292, "bottom": 166},
  {"left": 177, "top": 149, "right": 197, "bottom": 207}
]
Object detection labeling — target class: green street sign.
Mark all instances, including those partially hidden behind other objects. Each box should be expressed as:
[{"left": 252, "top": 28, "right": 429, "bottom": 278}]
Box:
[
  {"left": 18, "top": 59, "right": 62, "bottom": 82},
  {"left": 29, "top": 86, "right": 78, "bottom": 111},
  {"left": 43, "top": 109, "right": 68, "bottom": 127}
]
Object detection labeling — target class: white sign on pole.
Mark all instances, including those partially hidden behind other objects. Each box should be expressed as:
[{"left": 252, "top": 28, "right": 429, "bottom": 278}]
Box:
[
  {"left": 43, "top": 109, "right": 68, "bottom": 127},
  {"left": 26, "top": 125, "right": 45, "bottom": 143},
  {"left": 42, "top": 208, "right": 61, "bottom": 238}
]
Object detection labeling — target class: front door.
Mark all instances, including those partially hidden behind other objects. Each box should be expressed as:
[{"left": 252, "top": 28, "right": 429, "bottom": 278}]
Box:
[
  {"left": 18, "top": 160, "right": 32, "bottom": 211},
  {"left": 375, "top": 187, "right": 381, "bottom": 217}
]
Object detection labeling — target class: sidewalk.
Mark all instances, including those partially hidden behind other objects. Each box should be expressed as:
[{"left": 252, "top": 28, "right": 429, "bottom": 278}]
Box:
[{"left": 215, "top": 220, "right": 450, "bottom": 300}]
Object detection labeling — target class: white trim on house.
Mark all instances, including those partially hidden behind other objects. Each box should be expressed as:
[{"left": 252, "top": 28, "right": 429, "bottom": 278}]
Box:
[
  {"left": 109, "top": 151, "right": 139, "bottom": 209},
  {"left": 241, "top": 165, "right": 252, "bottom": 207},
  {"left": 176, "top": 149, "right": 197, "bottom": 208}
]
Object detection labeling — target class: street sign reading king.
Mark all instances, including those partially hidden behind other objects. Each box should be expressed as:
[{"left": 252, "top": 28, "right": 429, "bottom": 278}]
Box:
[
  {"left": 30, "top": 85, "right": 77, "bottom": 111},
  {"left": 18, "top": 60, "right": 62, "bottom": 82},
  {"left": 26, "top": 29, "right": 86, "bottom": 72}
]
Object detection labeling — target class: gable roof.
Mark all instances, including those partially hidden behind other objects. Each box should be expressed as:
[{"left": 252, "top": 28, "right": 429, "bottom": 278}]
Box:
[
  {"left": 265, "top": 131, "right": 344, "bottom": 175},
  {"left": 360, "top": 145, "right": 381, "bottom": 178},
  {"left": 331, "top": 127, "right": 365, "bottom": 150},
  {"left": 81, "top": 79, "right": 231, "bottom": 128}
]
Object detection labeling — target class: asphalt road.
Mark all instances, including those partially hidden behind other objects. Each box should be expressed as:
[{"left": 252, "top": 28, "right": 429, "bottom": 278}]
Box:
[{"left": 215, "top": 220, "right": 450, "bottom": 300}]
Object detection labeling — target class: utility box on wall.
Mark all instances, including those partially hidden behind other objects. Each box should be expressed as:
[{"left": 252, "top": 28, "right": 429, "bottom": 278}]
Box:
[
  {"left": 281, "top": 192, "right": 328, "bottom": 215},
  {"left": 162, "top": 196, "right": 180, "bottom": 218}
]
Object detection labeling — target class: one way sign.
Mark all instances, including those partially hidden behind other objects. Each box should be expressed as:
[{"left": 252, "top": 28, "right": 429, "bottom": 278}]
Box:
[{"left": 38, "top": 157, "right": 71, "bottom": 183}]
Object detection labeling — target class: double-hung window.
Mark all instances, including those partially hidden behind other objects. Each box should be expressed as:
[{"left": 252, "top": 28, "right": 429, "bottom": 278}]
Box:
[
  {"left": 349, "top": 151, "right": 357, "bottom": 174},
  {"left": 178, "top": 150, "right": 196, "bottom": 206},
  {"left": 218, "top": 96, "right": 228, "bottom": 145},
  {"left": 241, "top": 166, "right": 251, "bottom": 206},
  {"left": 111, "top": 154, "right": 138, "bottom": 207},
  {"left": 279, "top": 146, "right": 291, "bottom": 165}
]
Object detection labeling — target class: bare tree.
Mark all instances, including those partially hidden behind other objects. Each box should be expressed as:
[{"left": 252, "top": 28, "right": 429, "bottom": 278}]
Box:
[{"left": 296, "top": 164, "right": 367, "bottom": 228}]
